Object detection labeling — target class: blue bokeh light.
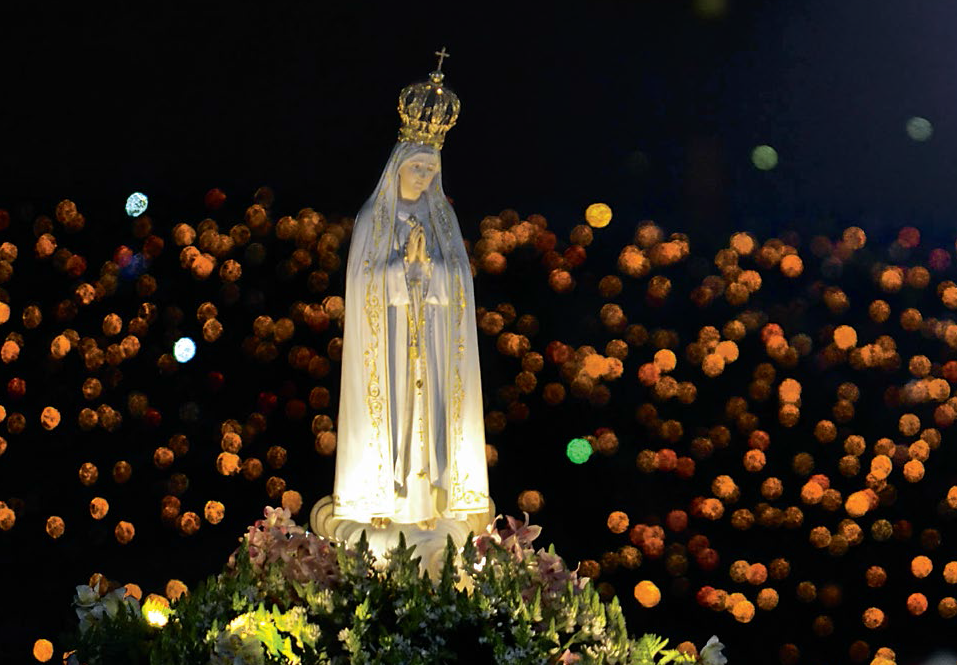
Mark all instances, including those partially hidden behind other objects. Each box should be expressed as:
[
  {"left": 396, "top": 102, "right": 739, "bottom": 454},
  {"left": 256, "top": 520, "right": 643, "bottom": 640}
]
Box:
[
  {"left": 125, "top": 192, "right": 149, "bottom": 217},
  {"left": 173, "top": 337, "right": 196, "bottom": 363},
  {"left": 119, "top": 252, "right": 148, "bottom": 280}
]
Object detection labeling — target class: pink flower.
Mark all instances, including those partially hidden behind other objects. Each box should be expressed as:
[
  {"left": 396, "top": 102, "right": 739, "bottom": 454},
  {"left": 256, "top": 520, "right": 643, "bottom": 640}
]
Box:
[
  {"left": 556, "top": 649, "right": 581, "bottom": 663},
  {"left": 477, "top": 512, "right": 544, "bottom": 562},
  {"left": 497, "top": 512, "right": 542, "bottom": 549},
  {"left": 472, "top": 532, "right": 500, "bottom": 559},
  {"left": 227, "top": 506, "right": 341, "bottom": 589}
]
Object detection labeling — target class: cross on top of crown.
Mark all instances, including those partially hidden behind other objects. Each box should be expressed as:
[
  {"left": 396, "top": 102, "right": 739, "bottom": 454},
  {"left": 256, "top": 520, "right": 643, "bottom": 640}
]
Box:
[{"left": 434, "top": 47, "right": 450, "bottom": 73}]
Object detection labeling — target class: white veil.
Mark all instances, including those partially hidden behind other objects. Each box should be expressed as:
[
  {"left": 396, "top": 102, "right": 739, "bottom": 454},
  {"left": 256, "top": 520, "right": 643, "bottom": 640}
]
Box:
[{"left": 333, "top": 141, "right": 489, "bottom": 521}]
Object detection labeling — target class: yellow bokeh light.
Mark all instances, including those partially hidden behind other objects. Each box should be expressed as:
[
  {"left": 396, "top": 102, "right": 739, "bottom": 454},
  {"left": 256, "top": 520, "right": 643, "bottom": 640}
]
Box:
[
  {"left": 731, "top": 599, "right": 755, "bottom": 623},
  {"left": 652, "top": 349, "right": 677, "bottom": 372},
  {"left": 634, "top": 580, "right": 661, "bottom": 607},
  {"left": 517, "top": 489, "right": 545, "bottom": 514},
  {"left": 45, "top": 516, "right": 65, "bottom": 539},
  {"left": 123, "top": 583, "right": 143, "bottom": 601},
  {"left": 204, "top": 500, "right": 225, "bottom": 525},
  {"left": 585, "top": 203, "right": 612, "bottom": 228},
  {"left": 715, "top": 340, "right": 739, "bottom": 363},
  {"left": 606, "top": 510, "right": 629, "bottom": 534},
  {"left": 833, "top": 325, "right": 857, "bottom": 350},
  {"left": 701, "top": 353, "right": 725, "bottom": 377},
  {"left": 142, "top": 594, "right": 170, "bottom": 628},
  {"left": 115, "top": 520, "right": 135, "bottom": 544},
  {"left": 32, "top": 639, "right": 54, "bottom": 662},
  {"left": 165, "top": 579, "right": 188, "bottom": 603}
]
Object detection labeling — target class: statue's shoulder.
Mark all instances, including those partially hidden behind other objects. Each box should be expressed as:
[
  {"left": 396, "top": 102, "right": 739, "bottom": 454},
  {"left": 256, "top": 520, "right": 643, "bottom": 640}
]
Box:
[
  {"left": 357, "top": 192, "right": 390, "bottom": 226},
  {"left": 350, "top": 201, "right": 377, "bottom": 239},
  {"left": 356, "top": 199, "right": 375, "bottom": 222}
]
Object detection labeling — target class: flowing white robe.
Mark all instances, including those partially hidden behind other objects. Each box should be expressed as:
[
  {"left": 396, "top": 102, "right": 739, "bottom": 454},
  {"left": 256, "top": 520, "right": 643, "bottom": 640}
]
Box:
[{"left": 333, "top": 142, "right": 489, "bottom": 523}]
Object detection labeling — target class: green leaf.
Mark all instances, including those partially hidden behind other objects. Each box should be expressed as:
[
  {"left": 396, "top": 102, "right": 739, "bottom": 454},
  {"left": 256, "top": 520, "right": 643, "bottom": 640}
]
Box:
[
  {"left": 529, "top": 586, "right": 543, "bottom": 623},
  {"left": 74, "top": 509, "right": 708, "bottom": 665}
]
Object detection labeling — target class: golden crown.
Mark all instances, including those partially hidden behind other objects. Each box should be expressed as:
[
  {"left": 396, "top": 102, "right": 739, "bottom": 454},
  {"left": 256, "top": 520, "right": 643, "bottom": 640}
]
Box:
[{"left": 397, "top": 48, "right": 461, "bottom": 149}]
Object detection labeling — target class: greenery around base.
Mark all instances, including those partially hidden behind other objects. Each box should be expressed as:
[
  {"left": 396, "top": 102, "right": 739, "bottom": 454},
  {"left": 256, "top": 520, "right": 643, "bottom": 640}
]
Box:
[{"left": 71, "top": 507, "right": 725, "bottom": 665}]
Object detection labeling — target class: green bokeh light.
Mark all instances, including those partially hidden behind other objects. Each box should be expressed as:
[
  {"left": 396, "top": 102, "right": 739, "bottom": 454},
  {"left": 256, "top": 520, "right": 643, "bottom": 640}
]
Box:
[
  {"left": 566, "top": 437, "right": 593, "bottom": 464},
  {"left": 905, "top": 116, "right": 933, "bottom": 142},
  {"left": 751, "top": 145, "right": 778, "bottom": 171},
  {"left": 693, "top": 0, "right": 727, "bottom": 19}
]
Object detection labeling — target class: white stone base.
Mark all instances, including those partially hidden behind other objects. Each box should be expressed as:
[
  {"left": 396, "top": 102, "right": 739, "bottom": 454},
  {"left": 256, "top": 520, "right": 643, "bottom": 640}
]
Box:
[{"left": 309, "top": 495, "right": 495, "bottom": 578}]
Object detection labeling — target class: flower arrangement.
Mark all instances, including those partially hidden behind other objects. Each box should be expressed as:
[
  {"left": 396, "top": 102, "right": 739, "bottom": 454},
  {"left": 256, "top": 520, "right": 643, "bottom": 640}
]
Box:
[{"left": 71, "top": 507, "right": 725, "bottom": 665}]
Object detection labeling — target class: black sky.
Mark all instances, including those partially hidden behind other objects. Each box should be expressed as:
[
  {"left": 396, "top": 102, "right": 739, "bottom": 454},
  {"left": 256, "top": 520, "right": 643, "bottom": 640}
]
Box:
[{"left": 3, "top": 2, "right": 955, "bottom": 241}]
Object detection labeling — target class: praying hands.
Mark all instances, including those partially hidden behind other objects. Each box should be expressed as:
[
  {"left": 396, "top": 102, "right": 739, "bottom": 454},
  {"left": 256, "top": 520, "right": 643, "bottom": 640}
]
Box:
[{"left": 405, "top": 219, "right": 428, "bottom": 264}]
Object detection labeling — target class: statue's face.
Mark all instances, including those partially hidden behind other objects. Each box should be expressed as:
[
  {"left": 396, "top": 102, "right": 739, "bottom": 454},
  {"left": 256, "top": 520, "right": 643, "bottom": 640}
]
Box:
[{"left": 397, "top": 152, "right": 440, "bottom": 201}]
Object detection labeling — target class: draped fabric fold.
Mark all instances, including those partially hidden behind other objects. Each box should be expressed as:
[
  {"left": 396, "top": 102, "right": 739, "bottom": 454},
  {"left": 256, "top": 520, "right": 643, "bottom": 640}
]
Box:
[{"left": 333, "top": 141, "right": 489, "bottom": 523}]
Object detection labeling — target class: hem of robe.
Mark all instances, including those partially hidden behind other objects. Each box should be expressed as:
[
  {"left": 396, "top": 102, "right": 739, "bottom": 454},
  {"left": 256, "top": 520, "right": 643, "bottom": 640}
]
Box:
[
  {"left": 361, "top": 485, "right": 490, "bottom": 525},
  {"left": 331, "top": 508, "right": 490, "bottom": 523}
]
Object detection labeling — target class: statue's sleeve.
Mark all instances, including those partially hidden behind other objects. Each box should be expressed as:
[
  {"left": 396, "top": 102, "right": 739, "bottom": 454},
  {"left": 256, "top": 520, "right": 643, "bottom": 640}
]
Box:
[
  {"left": 424, "top": 224, "right": 449, "bottom": 304},
  {"left": 424, "top": 254, "right": 449, "bottom": 304}
]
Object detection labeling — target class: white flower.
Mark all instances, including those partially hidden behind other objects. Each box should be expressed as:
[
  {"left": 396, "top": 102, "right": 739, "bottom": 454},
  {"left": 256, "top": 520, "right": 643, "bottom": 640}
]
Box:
[
  {"left": 263, "top": 506, "right": 294, "bottom": 529},
  {"left": 75, "top": 586, "right": 139, "bottom": 633},
  {"left": 98, "top": 588, "right": 127, "bottom": 618},
  {"left": 699, "top": 635, "right": 727, "bottom": 665},
  {"left": 75, "top": 585, "right": 99, "bottom": 608},
  {"left": 209, "top": 613, "right": 266, "bottom": 665},
  {"left": 210, "top": 631, "right": 265, "bottom": 665}
]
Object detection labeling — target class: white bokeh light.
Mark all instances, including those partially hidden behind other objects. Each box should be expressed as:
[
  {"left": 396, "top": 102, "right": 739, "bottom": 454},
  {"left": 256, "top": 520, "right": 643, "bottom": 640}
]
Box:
[
  {"left": 125, "top": 192, "right": 149, "bottom": 217},
  {"left": 173, "top": 337, "right": 196, "bottom": 363}
]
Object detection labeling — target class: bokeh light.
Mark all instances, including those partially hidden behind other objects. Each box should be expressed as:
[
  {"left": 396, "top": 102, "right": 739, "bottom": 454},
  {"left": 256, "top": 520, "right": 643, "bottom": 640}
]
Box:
[
  {"left": 566, "top": 437, "right": 593, "bottom": 464},
  {"left": 634, "top": 580, "right": 661, "bottom": 608},
  {"left": 142, "top": 595, "right": 170, "bottom": 627},
  {"left": 751, "top": 145, "right": 778, "bottom": 170},
  {"left": 173, "top": 337, "right": 196, "bottom": 363},
  {"left": 125, "top": 192, "right": 149, "bottom": 217},
  {"left": 905, "top": 116, "right": 933, "bottom": 142},
  {"left": 585, "top": 202, "right": 612, "bottom": 228},
  {"left": 32, "top": 639, "right": 54, "bottom": 662},
  {"left": 7, "top": 183, "right": 957, "bottom": 664}
]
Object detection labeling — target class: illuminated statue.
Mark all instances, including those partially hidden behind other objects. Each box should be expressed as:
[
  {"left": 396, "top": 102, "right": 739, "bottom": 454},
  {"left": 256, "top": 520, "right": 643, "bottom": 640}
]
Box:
[{"left": 312, "top": 50, "right": 492, "bottom": 568}]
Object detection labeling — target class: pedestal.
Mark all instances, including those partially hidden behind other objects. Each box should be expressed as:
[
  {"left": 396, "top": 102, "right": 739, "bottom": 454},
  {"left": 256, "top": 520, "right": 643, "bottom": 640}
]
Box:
[{"left": 309, "top": 495, "right": 495, "bottom": 578}]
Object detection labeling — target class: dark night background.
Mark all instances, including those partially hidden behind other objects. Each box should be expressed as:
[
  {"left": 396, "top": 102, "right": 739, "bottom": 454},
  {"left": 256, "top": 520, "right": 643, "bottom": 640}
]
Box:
[{"left": 3, "top": 2, "right": 957, "bottom": 664}]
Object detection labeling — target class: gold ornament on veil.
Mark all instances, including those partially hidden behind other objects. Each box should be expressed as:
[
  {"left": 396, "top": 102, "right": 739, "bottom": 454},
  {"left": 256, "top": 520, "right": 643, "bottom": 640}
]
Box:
[{"left": 397, "top": 47, "right": 461, "bottom": 149}]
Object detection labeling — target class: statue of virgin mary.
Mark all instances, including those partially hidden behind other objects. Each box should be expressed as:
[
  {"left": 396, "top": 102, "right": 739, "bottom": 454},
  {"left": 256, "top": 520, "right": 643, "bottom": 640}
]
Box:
[{"left": 329, "top": 54, "right": 490, "bottom": 530}]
